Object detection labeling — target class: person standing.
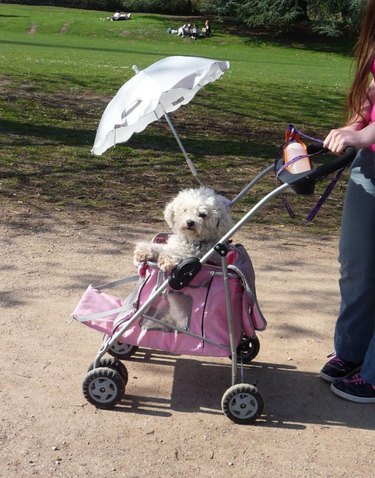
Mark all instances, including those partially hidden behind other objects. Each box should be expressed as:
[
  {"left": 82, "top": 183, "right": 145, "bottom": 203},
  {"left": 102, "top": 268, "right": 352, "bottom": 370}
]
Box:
[
  {"left": 203, "top": 19, "right": 211, "bottom": 36},
  {"left": 320, "top": 0, "right": 375, "bottom": 403}
]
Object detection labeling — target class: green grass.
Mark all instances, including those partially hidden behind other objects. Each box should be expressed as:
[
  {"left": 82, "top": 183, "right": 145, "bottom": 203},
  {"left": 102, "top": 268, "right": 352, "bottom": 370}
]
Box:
[{"left": 0, "top": 3, "right": 355, "bottom": 232}]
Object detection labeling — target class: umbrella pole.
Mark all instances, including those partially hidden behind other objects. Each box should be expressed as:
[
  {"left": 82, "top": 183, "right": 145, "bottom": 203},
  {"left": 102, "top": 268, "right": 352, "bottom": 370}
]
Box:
[{"left": 164, "top": 113, "right": 203, "bottom": 185}]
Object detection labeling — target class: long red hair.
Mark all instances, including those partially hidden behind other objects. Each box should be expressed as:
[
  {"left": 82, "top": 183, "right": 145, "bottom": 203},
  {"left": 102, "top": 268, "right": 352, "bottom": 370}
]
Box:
[{"left": 347, "top": 0, "right": 375, "bottom": 121}]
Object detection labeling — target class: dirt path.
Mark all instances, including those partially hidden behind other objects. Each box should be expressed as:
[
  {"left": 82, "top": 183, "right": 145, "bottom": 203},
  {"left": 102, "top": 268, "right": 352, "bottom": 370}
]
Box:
[{"left": 1, "top": 207, "right": 374, "bottom": 478}]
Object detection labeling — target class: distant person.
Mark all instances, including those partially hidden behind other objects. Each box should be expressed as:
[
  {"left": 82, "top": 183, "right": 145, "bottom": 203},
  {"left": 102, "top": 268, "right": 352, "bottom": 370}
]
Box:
[
  {"left": 202, "top": 19, "right": 211, "bottom": 36},
  {"left": 184, "top": 24, "right": 191, "bottom": 37},
  {"left": 190, "top": 24, "right": 199, "bottom": 39},
  {"left": 177, "top": 24, "right": 186, "bottom": 36},
  {"left": 110, "top": 11, "right": 131, "bottom": 21},
  {"left": 177, "top": 24, "right": 185, "bottom": 36},
  {"left": 177, "top": 23, "right": 193, "bottom": 38}
]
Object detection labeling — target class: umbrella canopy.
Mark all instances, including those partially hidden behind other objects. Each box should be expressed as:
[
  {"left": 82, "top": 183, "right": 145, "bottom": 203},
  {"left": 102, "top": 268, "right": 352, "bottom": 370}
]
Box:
[{"left": 91, "top": 56, "right": 230, "bottom": 158}]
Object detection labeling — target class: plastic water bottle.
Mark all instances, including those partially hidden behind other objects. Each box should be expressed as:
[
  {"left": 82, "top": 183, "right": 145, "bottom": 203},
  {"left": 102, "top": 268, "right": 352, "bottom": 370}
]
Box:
[{"left": 284, "top": 141, "right": 311, "bottom": 174}]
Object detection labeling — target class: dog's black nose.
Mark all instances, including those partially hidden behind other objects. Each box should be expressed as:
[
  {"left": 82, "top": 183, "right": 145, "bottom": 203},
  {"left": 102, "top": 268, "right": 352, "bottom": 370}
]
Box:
[{"left": 186, "top": 220, "right": 195, "bottom": 229}]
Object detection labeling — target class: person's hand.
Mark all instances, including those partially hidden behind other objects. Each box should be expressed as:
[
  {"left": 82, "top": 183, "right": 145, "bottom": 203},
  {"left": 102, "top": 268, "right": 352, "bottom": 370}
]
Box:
[
  {"left": 323, "top": 128, "right": 361, "bottom": 154},
  {"left": 324, "top": 122, "right": 375, "bottom": 154}
]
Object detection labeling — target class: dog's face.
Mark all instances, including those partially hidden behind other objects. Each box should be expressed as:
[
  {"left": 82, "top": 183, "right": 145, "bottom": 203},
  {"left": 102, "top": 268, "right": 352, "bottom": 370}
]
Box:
[{"left": 164, "top": 187, "right": 232, "bottom": 241}]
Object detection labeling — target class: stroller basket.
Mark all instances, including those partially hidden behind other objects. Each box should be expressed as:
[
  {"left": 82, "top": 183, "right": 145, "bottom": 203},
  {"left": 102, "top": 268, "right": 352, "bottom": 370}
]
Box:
[{"left": 72, "top": 243, "right": 266, "bottom": 358}]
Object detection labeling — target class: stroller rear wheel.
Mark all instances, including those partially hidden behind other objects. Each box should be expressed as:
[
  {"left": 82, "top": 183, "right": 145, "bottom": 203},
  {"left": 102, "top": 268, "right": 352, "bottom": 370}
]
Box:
[
  {"left": 238, "top": 336, "right": 260, "bottom": 363},
  {"left": 87, "top": 357, "right": 128, "bottom": 385},
  {"left": 82, "top": 367, "right": 125, "bottom": 409},
  {"left": 230, "top": 336, "right": 260, "bottom": 363},
  {"left": 107, "top": 339, "right": 138, "bottom": 360},
  {"left": 221, "top": 383, "right": 263, "bottom": 424}
]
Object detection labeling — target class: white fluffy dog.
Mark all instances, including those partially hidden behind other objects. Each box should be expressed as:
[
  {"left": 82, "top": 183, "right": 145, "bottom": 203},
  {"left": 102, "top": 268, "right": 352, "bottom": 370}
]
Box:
[{"left": 134, "top": 187, "right": 233, "bottom": 271}]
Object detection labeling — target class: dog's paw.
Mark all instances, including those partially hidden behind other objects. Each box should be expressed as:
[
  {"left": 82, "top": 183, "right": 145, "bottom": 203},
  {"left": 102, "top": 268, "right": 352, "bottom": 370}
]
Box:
[
  {"left": 133, "top": 245, "right": 155, "bottom": 264},
  {"left": 157, "top": 253, "right": 177, "bottom": 272}
]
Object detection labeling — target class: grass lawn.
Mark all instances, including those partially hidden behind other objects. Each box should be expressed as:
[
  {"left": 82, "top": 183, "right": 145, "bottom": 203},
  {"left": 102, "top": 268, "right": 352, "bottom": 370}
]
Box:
[{"left": 0, "top": 3, "right": 355, "bottom": 232}]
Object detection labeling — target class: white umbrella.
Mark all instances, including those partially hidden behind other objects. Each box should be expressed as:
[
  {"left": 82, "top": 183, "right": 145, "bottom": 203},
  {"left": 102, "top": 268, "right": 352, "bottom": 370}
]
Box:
[{"left": 91, "top": 55, "right": 230, "bottom": 182}]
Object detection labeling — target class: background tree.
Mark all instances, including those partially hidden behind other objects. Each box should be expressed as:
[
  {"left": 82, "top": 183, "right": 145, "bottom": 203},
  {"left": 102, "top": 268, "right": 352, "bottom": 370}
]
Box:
[
  {"left": 308, "top": 0, "right": 363, "bottom": 37},
  {"left": 4, "top": 0, "right": 365, "bottom": 36},
  {"left": 199, "top": 0, "right": 363, "bottom": 36}
]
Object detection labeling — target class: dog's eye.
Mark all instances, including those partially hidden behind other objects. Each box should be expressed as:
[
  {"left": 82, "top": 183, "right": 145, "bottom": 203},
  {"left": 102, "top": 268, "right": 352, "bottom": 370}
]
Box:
[{"left": 198, "top": 212, "right": 207, "bottom": 218}]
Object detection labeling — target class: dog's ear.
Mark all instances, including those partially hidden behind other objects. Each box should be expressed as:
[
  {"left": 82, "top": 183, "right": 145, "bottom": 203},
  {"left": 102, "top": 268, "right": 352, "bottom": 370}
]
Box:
[
  {"left": 164, "top": 200, "right": 175, "bottom": 228},
  {"left": 215, "top": 195, "right": 233, "bottom": 235},
  {"left": 217, "top": 213, "right": 233, "bottom": 236},
  {"left": 217, "top": 194, "right": 231, "bottom": 213}
]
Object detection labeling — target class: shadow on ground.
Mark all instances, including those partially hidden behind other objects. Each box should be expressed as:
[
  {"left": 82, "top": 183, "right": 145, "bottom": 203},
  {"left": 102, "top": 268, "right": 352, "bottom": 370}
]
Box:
[{"left": 106, "top": 349, "right": 374, "bottom": 430}]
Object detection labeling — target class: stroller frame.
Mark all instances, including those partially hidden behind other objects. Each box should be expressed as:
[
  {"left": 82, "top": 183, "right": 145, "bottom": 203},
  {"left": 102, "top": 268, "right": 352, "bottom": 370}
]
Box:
[{"left": 74, "top": 142, "right": 356, "bottom": 424}]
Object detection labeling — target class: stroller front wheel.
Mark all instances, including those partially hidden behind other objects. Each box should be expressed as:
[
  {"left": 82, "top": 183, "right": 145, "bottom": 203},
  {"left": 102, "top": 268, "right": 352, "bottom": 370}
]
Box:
[
  {"left": 82, "top": 367, "right": 125, "bottom": 409},
  {"left": 87, "top": 357, "right": 129, "bottom": 385},
  {"left": 221, "top": 383, "right": 263, "bottom": 424}
]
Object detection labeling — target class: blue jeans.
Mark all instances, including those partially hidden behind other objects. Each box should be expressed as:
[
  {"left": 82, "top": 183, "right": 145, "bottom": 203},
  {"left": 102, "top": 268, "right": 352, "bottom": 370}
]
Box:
[{"left": 335, "top": 148, "right": 375, "bottom": 383}]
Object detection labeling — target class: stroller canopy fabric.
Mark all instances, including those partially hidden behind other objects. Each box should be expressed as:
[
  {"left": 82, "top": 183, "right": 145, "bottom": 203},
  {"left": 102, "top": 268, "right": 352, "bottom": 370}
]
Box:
[{"left": 91, "top": 55, "right": 230, "bottom": 156}]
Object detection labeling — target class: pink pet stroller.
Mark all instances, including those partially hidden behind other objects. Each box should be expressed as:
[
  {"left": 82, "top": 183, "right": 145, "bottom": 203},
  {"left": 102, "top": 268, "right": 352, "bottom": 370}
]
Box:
[
  {"left": 72, "top": 234, "right": 267, "bottom": 423},
  {"left": 72, "top": 127, "right": 356, "bottom": 424}
]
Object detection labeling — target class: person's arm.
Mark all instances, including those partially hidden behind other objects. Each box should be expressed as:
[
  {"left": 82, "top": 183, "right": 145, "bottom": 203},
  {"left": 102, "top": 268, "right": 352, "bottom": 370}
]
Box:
[
  {"left": 324, "top": 80, "right": 375, "bottom": 153},
  {"left": 324, "top": 123, "right": 375, "bottom": 153}
]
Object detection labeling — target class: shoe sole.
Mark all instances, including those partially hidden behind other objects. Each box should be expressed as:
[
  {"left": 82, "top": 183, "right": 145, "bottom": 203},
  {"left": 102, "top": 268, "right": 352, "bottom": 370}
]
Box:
[
  {"left": 330, "top": 383, "right": 375, "bottom": 403},
  {"left": 319, "top": 365, "right": 362, "bottom": 383}
]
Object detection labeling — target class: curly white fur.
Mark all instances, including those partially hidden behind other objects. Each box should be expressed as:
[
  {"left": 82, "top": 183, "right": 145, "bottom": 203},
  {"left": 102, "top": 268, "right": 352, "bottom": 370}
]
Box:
[{"left": 134, "top": 187, "right": 233, "bottom": 271}]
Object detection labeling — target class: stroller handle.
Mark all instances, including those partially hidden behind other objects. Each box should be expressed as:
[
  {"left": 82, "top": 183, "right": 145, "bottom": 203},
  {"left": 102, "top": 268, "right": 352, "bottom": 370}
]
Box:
[{"left": 288, "top": 146, "right": 357, "bottom": 187}]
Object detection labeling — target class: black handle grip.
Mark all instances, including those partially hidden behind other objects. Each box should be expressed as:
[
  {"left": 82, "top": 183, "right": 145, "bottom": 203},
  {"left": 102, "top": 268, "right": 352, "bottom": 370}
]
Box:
[
  {"left": 306, "top": 144, "right": 328, "bottom": 155},
  {"left": 289, "top": 146, "right": 357, "bottom": 186},
  {"left": 310, "top": 146, "right": 357, "bottom": 179}
]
